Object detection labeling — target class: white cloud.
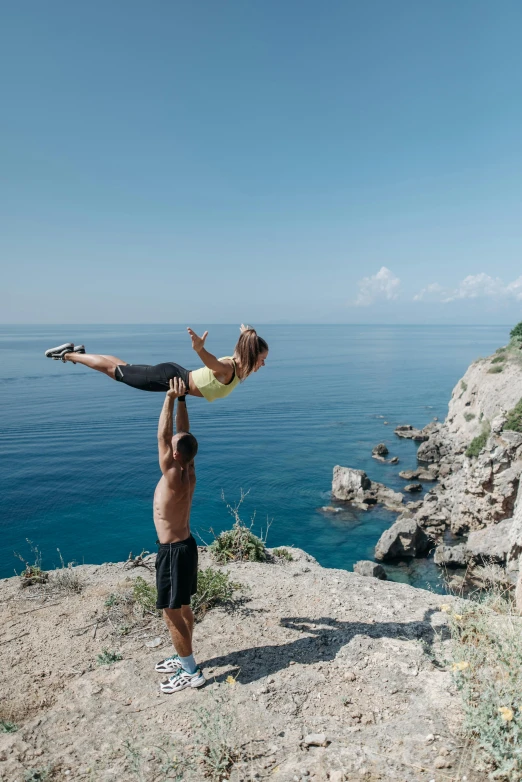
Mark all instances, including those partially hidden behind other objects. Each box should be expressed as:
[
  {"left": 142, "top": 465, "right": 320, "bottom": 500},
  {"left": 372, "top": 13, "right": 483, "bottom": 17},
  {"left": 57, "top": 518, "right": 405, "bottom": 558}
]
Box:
[
  {"left": 413, "top": 273, "right": 522, "bottom": 303},
  {"left": 413, "top": 283, "right": 445, "bottom": 302},
  {"left": 354, "top": 266, "right": 401, "bottom": 306}
]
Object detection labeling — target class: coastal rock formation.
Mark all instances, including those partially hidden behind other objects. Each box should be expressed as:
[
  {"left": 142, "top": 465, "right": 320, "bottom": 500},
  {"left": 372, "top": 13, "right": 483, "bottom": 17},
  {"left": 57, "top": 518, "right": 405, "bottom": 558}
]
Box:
[
  {"left": 352, "top": 560, "right": 387, "bottom": 579},
  {"left": 374, "top": 518, "right": 430, "bottom": 561},
  {"left": 404, "top": 483, "right": 422, "bottom": 493},
  {"left": 385, "top": 343, "right": 522, "bottom": 587},
  {"left": 332, "top": 466, "right": 404, "bottom": 511},
  {"left": 0, "top": 549, "right": 463, "bottom": 781},
  {"left": 394, "top": 424, "right": 429, "bottom": 442},
  {"left": 372, "top": 443, "right": 388, "bottom": 457}
]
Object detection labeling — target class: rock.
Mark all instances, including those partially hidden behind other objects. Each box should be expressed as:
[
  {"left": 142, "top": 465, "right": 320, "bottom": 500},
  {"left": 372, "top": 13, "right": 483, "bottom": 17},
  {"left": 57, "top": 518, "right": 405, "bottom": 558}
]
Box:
[
  {"left": 353, "top": 561, "right": 387, "bottom": 580},
  {"left": 332, "top": 466, "right": 371, "bottom": 501},
  {"left": 404, "top": 483, "right": 423, "bottom": 493},
  {"left": 329, "top": 772, "right": 345, "bottom": 782},
  {"left": 394, "top": 425, "right": 429, "bottom": 442},
  {"left": 302, "top": 733, "right": 329, "bottom": 747},
  {"left": 374, "top": 518, "right": 430, "bottom": 561},
  {"left": 372, "top": 443, "right": 389, "bottom": 457},
  {"left": 389, "top": 456, "right": 399, "bottom": 464},
  {"left": 399, "top": 468, "right": 437, "bottom": 481},
  {"left": 399, "top": 470, "right": 419, "bottom": 480},
  {"left": 434, "top": 756, "right": 449, "bottom": 769},
  {"left": 416, "top": 439, "right": 441, "bottom": 463},
  {"left": 433, "top": 544, "right": 470, "bottom": 567},
  {"left": 332, "top": 466, "right": 404, "bottom": 511},
  {"left": 466, "top": 518, "right": 513, "bottom": 564}
]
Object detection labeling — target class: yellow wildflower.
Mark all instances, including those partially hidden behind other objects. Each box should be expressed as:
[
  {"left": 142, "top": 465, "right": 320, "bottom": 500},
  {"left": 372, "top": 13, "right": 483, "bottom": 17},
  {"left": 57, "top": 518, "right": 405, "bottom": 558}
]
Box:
[
  {"left": 498, "top": 707, "right": 514, "bottom": 722},
  {"left": 440, "top": 604, "right": 451, "bottom": 612},
  {"left": 453, "top": 614, "right": 464, "bottom": 620},
  {"left": 226, "top": 675, "right": 237, "bottom": 686},
  {"left": 452, "top": 661, "right": 470, "bottom": 672}
]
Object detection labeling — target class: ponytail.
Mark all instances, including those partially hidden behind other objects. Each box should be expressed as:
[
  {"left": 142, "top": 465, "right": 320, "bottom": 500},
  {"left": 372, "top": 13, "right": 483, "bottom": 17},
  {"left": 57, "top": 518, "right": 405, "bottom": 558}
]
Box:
[{"left": 233, "top": 328, "right": 269, "bottom": 380}]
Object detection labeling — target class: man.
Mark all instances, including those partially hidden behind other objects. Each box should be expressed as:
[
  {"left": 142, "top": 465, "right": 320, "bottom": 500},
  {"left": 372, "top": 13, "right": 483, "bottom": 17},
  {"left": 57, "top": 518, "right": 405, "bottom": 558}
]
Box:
[{"left": 153, "top": 377, "right": 205, "bottom": 694}]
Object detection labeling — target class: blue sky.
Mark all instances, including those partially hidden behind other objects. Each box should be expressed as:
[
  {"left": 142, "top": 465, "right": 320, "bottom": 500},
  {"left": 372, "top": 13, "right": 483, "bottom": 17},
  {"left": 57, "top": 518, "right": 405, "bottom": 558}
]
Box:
[{"left": 1, "top": 0, "right": 522, "bottom": 324}]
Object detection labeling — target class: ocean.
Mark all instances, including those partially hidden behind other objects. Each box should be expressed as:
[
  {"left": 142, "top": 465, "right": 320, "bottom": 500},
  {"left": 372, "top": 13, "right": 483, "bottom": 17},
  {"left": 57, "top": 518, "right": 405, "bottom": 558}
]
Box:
[{"left": 0, "top": 324, "right": 508, "bottom": 590}]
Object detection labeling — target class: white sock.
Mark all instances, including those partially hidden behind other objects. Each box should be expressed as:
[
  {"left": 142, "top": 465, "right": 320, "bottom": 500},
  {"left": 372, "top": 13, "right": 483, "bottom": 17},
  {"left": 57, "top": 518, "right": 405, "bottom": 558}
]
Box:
[{"left": 179, "top": 653, "right": 197, "bottom": 674}]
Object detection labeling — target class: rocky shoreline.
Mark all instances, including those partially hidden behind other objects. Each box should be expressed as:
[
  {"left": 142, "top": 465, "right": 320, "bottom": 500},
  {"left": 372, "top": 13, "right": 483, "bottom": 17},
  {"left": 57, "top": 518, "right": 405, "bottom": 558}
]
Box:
[{"left": 330, "top": 342, "right": 522, "bottom": 603}]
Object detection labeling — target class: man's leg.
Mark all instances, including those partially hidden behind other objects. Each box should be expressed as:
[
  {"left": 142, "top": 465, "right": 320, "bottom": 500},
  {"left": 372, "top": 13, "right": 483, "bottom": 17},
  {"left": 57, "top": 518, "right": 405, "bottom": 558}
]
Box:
[
  {"left": 163, "top": 606, "right": 197, "bottom": 674},
  {"left": 63, "top": 353, "right": 127, "bottom": 378}
]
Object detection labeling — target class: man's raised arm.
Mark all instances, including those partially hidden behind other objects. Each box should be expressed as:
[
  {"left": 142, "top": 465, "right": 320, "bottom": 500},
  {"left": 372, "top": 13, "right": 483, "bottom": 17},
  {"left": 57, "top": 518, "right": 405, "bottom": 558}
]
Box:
[
  {"left": 157, "top": 378, "right": 186, "bottom": 473},
  {"left": 176, "top": 390, "right": 190, "bottom": 434}
]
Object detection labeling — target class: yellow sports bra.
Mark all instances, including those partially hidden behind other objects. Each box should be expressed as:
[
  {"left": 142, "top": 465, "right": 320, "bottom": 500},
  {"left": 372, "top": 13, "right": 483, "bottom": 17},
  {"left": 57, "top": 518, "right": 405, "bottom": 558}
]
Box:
[{"left": 191, "top": 357, "right": 240, "bottom": 402}]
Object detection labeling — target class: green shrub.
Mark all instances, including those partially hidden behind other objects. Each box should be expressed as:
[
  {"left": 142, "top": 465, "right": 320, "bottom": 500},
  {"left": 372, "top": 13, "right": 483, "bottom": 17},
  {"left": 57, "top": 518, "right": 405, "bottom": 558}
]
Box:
[
  {"left": 510, "top": 321, "right": 522, "bottom": 340},
  {"left": 210, "top": 525, "right": 266, "bottom": 564},
  {"left": 0, "top": 720, "right": 18, "bottom": 733},
  {"left": 461, "top": 380, "right": 468, "bottom": 392},
  {"left": 466, "top": 425, "right": 490, "bottom": 458},
  {"left": 272, "top": 547, "right": 294, "bottom": 561},
  {"left": 464, "top": 412, "right": 476, "bottom": 422},
  {"left": 488, "top": 365, "right": 504, "bottom": 374},
  {"left": 210, "top": 491, "right": 268, "bottom": 564},
  {"left": 504, "top": 399, "right": 522, "bottom": 433},
  {"left": 496, "top": 347, "right": 507, "bottom": 354},
  {"left": 132, "top": 576, "right": 158, "bottom": 615},
  {"left": 447, "top": 592, "right": 522, "bottom": 779},
  {"left": 96, "top": 649, "right": 122, "bottom": 666},
  {"left": 491, "top": 354, "right": 506, "bottom": 364},
  {"left": 192, "top": 567, "right": 237, "bottom": 621}
]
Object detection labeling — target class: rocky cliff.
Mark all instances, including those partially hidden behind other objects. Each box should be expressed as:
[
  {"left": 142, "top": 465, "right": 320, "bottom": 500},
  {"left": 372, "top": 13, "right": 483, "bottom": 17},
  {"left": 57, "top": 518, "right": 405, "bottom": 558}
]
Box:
[
  {"left": 0, "top": 548, "right": 466, "bottom": 782},
  {"left": 374, "top": 343, "right": 522, "bottom": 591}
]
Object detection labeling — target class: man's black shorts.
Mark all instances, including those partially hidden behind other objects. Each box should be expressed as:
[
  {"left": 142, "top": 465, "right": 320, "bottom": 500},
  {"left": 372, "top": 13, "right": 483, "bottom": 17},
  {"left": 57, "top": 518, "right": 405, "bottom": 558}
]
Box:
[{"left": 155, "top": 536, "right": 198, "bottom": 610}]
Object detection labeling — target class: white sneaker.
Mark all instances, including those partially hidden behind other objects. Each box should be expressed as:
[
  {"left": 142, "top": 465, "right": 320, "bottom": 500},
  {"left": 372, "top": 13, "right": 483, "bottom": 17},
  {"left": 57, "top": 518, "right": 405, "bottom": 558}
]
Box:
[
  {"left": 155, "top": 654, "right": 182, "bottom": 673},
  {"left": 160, "top": 668, "right": 206, "bottom": 694},
  {"left": 45, "top": 343, "right": 74, "bottom": 358}
]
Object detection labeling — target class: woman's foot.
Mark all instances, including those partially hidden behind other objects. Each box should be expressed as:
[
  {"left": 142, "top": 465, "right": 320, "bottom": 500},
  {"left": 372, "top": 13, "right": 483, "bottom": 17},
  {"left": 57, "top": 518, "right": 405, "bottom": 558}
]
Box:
[{"left": 45, "top": 343, "right": 74, "bottom": 359}]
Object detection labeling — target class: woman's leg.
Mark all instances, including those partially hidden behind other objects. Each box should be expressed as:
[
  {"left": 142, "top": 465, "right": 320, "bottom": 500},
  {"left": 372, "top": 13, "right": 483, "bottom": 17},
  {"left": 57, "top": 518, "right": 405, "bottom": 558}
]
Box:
[{"left": 63, "top": 353, "right": 126, "bottom": 379}]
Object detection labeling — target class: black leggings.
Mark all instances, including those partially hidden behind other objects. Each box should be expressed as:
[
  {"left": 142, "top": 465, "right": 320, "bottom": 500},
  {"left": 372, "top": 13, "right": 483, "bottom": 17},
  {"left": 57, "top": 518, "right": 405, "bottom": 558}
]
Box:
[{"left": 114, "top": 362, "right": 190, "bottom": 393}]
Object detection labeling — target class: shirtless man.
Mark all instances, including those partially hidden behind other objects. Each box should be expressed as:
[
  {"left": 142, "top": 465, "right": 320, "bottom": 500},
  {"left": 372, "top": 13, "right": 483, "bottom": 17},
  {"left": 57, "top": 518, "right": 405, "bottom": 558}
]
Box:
[{"left": 152, "top": 377, "right": 205, "bottom": 694}]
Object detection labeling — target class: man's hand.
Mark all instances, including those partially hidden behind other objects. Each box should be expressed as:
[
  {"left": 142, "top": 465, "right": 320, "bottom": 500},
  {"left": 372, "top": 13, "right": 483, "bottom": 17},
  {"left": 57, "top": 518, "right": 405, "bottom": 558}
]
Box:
[
  {"left": 187, "top": 327, "right": 208, "bottom": 353},
  {"left": 167, "top": 377, "right": 186, "bottom": 400}
]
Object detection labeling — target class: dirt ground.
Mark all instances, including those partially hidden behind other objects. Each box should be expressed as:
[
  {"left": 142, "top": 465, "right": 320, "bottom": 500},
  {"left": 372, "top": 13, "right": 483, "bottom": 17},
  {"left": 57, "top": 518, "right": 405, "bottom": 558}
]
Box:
[{"left": 0, "top": 547, "right": 483, "bottom": 781}]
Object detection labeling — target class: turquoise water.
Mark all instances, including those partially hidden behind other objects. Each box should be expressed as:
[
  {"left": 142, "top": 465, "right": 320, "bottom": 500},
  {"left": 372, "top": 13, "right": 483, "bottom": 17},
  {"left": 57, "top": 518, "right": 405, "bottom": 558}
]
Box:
[{"left": 0, "top": 324, "right": 507, "bottom": 589}]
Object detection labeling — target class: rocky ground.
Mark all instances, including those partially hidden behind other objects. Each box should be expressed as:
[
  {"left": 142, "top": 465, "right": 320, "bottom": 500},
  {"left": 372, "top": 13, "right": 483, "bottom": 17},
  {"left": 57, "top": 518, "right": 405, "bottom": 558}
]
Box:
[{"left": 0, "top": 548, "right": 480, "bottom": 782}]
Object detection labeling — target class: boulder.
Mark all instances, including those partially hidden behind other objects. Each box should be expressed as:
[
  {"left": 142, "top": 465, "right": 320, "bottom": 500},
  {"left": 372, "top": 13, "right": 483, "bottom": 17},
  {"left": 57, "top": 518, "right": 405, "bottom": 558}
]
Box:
[
  {"left": 433, "top": 544, "right": 470, "bottom": 568},
  {"left": 399, "top": 470, "right": 419, "bottom": 480},
  {"left": 389, "top": 456, "right": 399, "bottom": 464},
  {"left": 394, "top": 425, "right": 429, "bottom": 442},
  {"left": 353, "top": 560, "right": 387, "bottom": 580},
  {"left": 405, "top": 483, "right": 423, "bottom": 493},
  {"left": 399, "top": 468, "right": 438, "bottom": 482},
  {"left": 466, "top": 518, "right": 513, "bottom": 564},
  {"left": 332, "top": 466, "right": 370, "bottom": 502},
  {"left": 374, "top": 518, "right": 430, "bottom": 561},
  {"left": 417, "top": 439, "right": 441, "bottom": 463},
  {"left": 372, "top": 443, "right": 389, "bottom": 457},
  {"left": 332, "top": 466, "right": 404, "bottom": 512}
]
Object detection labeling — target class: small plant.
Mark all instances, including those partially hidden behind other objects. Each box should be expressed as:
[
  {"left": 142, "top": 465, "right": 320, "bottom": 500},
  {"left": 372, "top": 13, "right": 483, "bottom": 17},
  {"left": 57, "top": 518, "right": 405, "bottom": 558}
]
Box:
[
  {"left": 491, "top": 354, "right": 506, "bottom": 364},
  {"left": 510, "top": 321, "right": 522, "bottom": 341},
  {"left": 104, "top": 593, "right": 120, "bottom": 608},
  {"left": 272, "top": 547, "right": 294, "bottom": 561},
  {"left": 132, "top": 576, "right": 158, "bottom": 615},
  {"left": 193, "top": 691, "right": 238, "bottom": 780},
  {"left": 191, "top": 567, "right": 237, "bottom": 621},
  {"left": 14, "top": 540, "right": 49, "bottom": 587},
  {"left": 496, "top": 346, "right": 507, "bottom": 354},
  {"left": 23, "top": 769, "right": 52, "bottom": 782},
  {"left": 504, "top": 398, "right": 522, "bottom": 433},
  {"left": 0, "top": 719, "right": 18, "bottom": 733},
  {"left": 50, "top": 549, "right": 84, "bottom": 594},
  {"left": 461, "top": 380, "right": 468, "bottom": 392},
  {"left": 464, "top": 412, "right": 476, "bottom": 422},
  {"left": 210, "top": 491, "right": 269, "bottom": 564},
  {"left": 447, "top": 589, "right": 522, "bottom": 778},
  {"left": 97, "top": 648, "right": 122, "bottom": 666},
  {"left": 488, "top": 364, "right": 504, "bottom": 374},
  {"left": 466, "top": 424, "right": 490, "bottom": 458}
]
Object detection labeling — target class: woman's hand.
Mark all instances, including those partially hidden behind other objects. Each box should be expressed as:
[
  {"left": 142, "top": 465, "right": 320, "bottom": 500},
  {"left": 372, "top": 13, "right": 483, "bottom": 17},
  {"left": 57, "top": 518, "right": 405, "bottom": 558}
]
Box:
[{"left": 187, "top": 327, "right": 208, "bottom": 353}]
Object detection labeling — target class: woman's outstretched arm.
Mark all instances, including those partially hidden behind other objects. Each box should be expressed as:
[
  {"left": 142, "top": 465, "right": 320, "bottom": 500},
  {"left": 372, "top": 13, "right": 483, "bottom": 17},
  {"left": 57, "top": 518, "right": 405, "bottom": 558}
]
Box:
[{"left": 186, "top": 327, "right": 234, "bottom": 381}]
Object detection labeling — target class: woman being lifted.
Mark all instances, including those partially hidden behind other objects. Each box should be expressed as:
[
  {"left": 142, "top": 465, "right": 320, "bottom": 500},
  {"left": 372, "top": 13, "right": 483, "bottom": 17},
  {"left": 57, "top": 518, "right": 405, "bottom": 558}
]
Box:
[{"left": 44, "top": 325, "right": 268, "bottom": 402}]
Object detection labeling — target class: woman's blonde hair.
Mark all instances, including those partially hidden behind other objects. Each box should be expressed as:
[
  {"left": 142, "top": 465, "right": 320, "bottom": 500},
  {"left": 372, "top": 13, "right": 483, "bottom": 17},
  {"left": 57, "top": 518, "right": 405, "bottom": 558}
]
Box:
[{"left": 233, "top": 327, "right": 268, "bottom": 380}]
